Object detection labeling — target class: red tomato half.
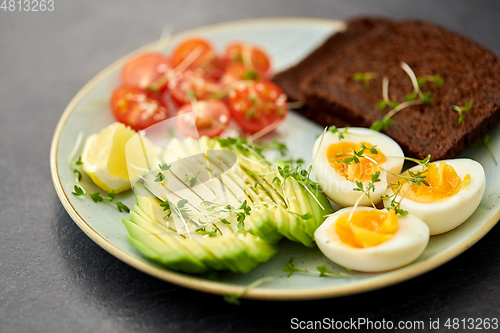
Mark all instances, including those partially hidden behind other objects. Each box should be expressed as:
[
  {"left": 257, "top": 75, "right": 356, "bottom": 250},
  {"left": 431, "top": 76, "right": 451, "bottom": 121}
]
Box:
[
  {"left": 224, "top": 42, "right": 271, "bottom": 77},
  {"left": 169, "top": 70, "right": 222, "bottom": 106},
  {"left": 202, "top": 56, "right": 228, "bottom": 81},
  {"left": 176, "top": 100, "right": 230, "bottom": 138},
  {"left": 228, "top": 81, "right": 288, "bottom": 134},
  {"left": 171, "top": 38, "right": 217, "bottom": 71},
  {"left": 120, "top": 53, "right": 172, "bottom": 91},
  {"left": 110, "top": 85, "right": 169, "bottom": 131},
  {"left": 220, "top": 62, "right": 265, "bottom": 87}
]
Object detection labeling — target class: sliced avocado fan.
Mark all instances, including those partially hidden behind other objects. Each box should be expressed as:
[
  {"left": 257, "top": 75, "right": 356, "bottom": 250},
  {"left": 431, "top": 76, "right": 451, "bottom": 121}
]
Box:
[{"left": 122, "top": 136, "right": 333, "bottom": 274}]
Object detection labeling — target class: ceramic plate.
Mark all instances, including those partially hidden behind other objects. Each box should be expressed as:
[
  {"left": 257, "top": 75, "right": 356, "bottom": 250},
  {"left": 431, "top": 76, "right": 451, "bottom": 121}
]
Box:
[{"left": 50, "top": 18, "right": 500, "bottom": 300}]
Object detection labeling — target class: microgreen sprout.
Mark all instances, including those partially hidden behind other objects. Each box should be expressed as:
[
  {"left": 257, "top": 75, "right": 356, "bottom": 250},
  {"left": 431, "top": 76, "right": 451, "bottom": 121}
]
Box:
[
  {"left": 242, "top": 70, "right": 260, "bottom": 81},
  {"left": 380, "top": 182, "right": 409, "bottom": 216},
  {"left": 195, "top": 224, "right": 218, "bottom": 237},
  {"left": 176, "top": 199, "right": 190, "bottom": 214},
  {"left": 73, "top": 169, "right": 82, "bottom": 182},
  {"left": 184, "top": 171, "right": 201, "bottom": 188},
  {"left": 72, "top": 185, "right": 130, "bottom": 213},
  {"left": 274, "top": 157, "right": 305, "bottom": 167},
  {"left": 155, "top": 172, "right": 165, "bottom": 182},
  {"left": 371, "top": 63, "right": 440, "bottom": 131},
  {"left": 160, "top": 200, "right": 172, "bottom": 219},
  {"left": 275, "top": 164, "right": 325, "bottom": 210},
  {"left": 417, "top": 74, "right": 444, "bottom": 88},
  {"left": 198, "top": 200, "right": 251, "bottom": 233},
  {"left": 223, "top": 276, "right": 275, "bottom": 305},
  {"left": 155, "top": 162, "right": 171, "bottom": 183},
  {"left": 329, "top": 125, "right": 349, "bottom": 140},
  {"left": 215, "top": 136, "right": 288, "bottom": 159},
  {"left": 453, "top": 100, "right": 473, "bottom": 124},
  {"left": 282, "top": 257, "right": 353, "bottom": 278},
  {"left": 290, "top": 211, "right": 314, "bottom": 222},
  {"left": 159, "top": 162, "right": 171, "bottom": 171},
  {"left": 71, "top": 155, "right": 84, "bottom": 182},
  {"left": 353, "top": 72, "right": 378, "bottom": 89},
  {"left": 353, "top": 171, "right": 382, "bottom": 209}
]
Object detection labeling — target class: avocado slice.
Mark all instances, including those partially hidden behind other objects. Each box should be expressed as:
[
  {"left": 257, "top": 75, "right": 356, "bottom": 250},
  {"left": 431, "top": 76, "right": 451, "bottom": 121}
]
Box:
[
  {"left": 126, "top": 236, "right": 181, "bottom": 271},
  {"left": 123, "top": 218, "right": 207, "bottom": 273},
  {"left": 244, "top": 205, "right": 283, "bottom": 244},
  {"left": 196, "top": 235, "right": 253, "bottom": 273},
  {"left": 307, "top": 185, "right": 334, "bottom": 230},
  {"left": 238, "top": 233, "right": 279, "bottom": 263}
]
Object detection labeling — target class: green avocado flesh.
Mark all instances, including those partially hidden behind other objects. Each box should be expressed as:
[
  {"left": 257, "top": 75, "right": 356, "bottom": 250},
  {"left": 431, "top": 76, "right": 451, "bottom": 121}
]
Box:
[{"left": 122, "top": 136, "right": 334, "bottom": 274}]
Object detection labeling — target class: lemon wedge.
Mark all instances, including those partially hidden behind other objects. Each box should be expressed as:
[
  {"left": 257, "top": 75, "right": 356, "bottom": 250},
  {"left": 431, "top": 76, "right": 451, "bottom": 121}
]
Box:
[{"left": 81, "top": 122, "right": 159, "bottom": 193}]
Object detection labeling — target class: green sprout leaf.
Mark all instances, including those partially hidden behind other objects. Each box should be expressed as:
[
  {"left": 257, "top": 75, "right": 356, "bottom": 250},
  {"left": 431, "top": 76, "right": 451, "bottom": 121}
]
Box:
[
  {"left": 223, "top": 276, "right": 274, "bottom": 305},
  {"left": 417, "top": 74, "right": 444, "bottom": 87},
  {"left": 329, "top": 126, "right": 349, "bottom": 140},
  {"left": 353, "top": 72, "right": 378, "bottom": 89},
  {"left": 282, "top": 257, "right": 301, "bottom": 277},
  {"left": 73, "top": 169, "right": 82, "bottom": 182},
  {"left": 243, "top": 70, "right": 260, "bottom": 81},
  {"left": 155, "top": 171, "right": 165, "bottom": 182},
  {"left": 89, "top": 192, "right": 103, "bottom": 203},
  {"left": 159, "top": 162, "right": 171, "bottom": 171},
  {"left": 375, "top": 100, "right": 387, "bottom": 110},
  {"left": 370, "top": 118, "right": 394, "bottom": 132},
  {"left": 115, "top": 202, "right": 130, "bottom": 213},
  {"left": 184, "top": 171, "right": 201, "bottom": 188},
  {"left": 72, "top": 185, "right": 85, "bottom": 196},
  {"left": 453, "top": 100, "right": 473, "bottom": 124},
  {"left": 283, "top": 257, "right": 353, "bottom": 279},
  {"left": 372, "top": 65, "right": 440, "bottom": 131},
  {"left": 177, "top": 199, "right": 188, "bottom": 208}
]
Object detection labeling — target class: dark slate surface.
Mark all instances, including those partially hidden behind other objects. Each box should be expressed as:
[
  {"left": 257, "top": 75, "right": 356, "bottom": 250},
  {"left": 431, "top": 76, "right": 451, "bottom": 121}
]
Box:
[{"left": 1, "top": 1, "right": 499, "bottom": 332}]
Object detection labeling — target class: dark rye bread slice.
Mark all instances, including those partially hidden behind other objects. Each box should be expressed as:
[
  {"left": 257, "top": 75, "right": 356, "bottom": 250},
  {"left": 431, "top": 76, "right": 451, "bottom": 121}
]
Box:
[
  {"left": 274, "top": 17, "right": 500, "bottom": 161},
  {"left": 273, "top": 18, "right": 374, "bottom": 103},
  {"left": 272, "top": 19, "right": 376, "bottom": 127}
]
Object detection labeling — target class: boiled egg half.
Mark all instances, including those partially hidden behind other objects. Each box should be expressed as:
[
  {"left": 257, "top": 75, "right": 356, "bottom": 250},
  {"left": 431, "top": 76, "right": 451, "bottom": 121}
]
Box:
[
  {"left": 383, "top": 158, "right": 485, "bottom": 235},
  {"left": 312, "top": 127, "right": 405, "bottom": 207},
  {"left": 314, "top": 206, "right": 430, "bottom": 272}
]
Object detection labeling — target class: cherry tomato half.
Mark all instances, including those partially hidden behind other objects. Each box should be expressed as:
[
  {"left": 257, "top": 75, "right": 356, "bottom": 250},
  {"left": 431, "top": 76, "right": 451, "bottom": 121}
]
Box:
[
  {"left": 220, "top": 62, "right": 265, "bottom": 87},
  {"left": 120, "top": 53, "right": 172, "bottom": 91},
  {"left": 202, "top": 56, "right": 228, "bottom": 81},
  {"left": 171, "top": 38, "right": 217, "bottom": 71},
  {"left": 224, "top": 42, "right": 271, "bottom": 77},
  {"left": 169, "top": 70, "right": 222, "bottom": 106},
  {"left": 176, "top": 100, "right": 230, "bottom": 138},
  {"left": 110, "top": 85, "right": 169, "bottom": 131},
  {"left": 228, "top": 80, "right": 288, "bottom": 134}
]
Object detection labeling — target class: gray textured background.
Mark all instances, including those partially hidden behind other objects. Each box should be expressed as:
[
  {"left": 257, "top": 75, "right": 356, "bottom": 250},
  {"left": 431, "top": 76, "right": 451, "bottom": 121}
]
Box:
[{"left": 1, "top": 1, "right": 500, "bottom": 332}]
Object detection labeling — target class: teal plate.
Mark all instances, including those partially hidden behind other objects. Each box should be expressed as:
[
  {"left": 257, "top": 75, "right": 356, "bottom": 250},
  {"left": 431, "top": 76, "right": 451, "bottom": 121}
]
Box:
[{"left": 50, "top": 18, "right": 500, "bottom": 300}]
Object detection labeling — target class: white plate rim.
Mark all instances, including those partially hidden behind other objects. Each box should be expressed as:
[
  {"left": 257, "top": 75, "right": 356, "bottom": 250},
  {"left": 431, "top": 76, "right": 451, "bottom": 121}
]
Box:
[{"left": 50, "top": 17, "right": 500, "bottom": 301}]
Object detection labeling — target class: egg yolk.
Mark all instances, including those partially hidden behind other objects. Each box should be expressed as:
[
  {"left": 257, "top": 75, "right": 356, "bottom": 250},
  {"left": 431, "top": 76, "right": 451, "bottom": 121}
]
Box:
[
  {"left": 326, "top": 142, "right": 387, "bottom": 182},
  {"left": 329, "top": 210, "right": 399, "bottom": 248},
  {"left": 404, "top": 161, "right": 471, "bottom": 203}
]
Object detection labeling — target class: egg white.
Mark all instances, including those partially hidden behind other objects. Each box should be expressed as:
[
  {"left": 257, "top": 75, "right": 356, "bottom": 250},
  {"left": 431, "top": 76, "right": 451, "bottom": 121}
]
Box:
[
  {"left": 312, "top": 127, "right": 405, "bottom": 207},
  {"left": 383, "top": 158, "right": 485, "bottom": 235},
  {"left": 314, "top": 206, "right": 430, "bottom": 272}
]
